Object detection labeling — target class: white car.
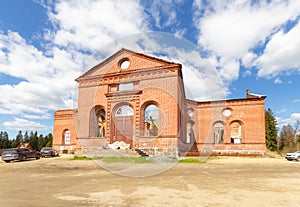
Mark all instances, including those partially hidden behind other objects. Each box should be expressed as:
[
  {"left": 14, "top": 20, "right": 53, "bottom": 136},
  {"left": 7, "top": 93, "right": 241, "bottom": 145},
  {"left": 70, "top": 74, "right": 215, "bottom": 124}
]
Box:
[{"left": 285, "top": 150, "right": 300, "bottom": 161}]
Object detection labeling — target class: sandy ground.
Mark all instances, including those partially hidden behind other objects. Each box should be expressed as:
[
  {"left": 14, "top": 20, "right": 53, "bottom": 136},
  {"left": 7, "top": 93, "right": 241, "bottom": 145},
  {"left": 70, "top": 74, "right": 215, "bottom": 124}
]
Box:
[{"left": 0, "top": 155, "right": 300, "bottom": 207}]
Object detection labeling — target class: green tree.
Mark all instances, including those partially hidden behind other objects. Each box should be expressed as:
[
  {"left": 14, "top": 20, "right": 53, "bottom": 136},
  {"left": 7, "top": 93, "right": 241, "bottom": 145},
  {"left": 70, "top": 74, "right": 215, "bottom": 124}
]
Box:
[
  {"left": 45, "top": 133, "right": 53, "bottom": 147},
  {"left": 2, "top": 132, "right": 10, "bottom": 148},
  {"left": 278, "top": 124, "right": 295, "bottom": 153},
  {"left": 294, "top": 120, "right": 300, "bottom": 150},
  {"left": 265, "top": 108, "right": 278, "bottom": 151},
  {"left": 24, "top": 131, "right": 29, "bottom": 143},
  {"left": 15, "top": 130, "right": 23, "bottom": 145},
  {"left": 29, "top": 131, "right": 38, "bottom": 150},
  {"left": 37, "top": 134, "right": 44, "bottom": 150},
  {"left": 0, "top": 131, "right": 4, "bottom": 149}
]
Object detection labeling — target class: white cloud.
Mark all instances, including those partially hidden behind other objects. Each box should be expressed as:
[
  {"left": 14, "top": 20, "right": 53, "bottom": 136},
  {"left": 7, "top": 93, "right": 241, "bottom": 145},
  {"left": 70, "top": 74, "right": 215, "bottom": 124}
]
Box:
[
  {"left": 0, "top": 0, "right": 149, "bottom": 124},
  {"left": 174, "top": 28, "right": 187, "bottom": 38},
  {"left": 193, "top": 0, "right": 300, "bottom": 83},
  {"left": 147, "top": 46, "right": 226, "bottom": 101},
  {"left": 292, "top": 99, "right": 300, "bottom": 104},
  {"left": 0, "top": 32, "right": 82, "bottom": 117},
  {"left": 218, "top": 57, "right": 240, "bottom": 84},
  {"left": 146, "top": 0, "right": 183, "bottom": 29},
  {"left": 274, "top": 78, "right": 282, "bottom": 84},
  {"left": 46, "top": 0, "right": 148, "bottom": 52},
  {"left": 256, "top": 21, "right": 300, "bottom": 77},
  {"left": 3, "top": 118, "right": 50, "bottom": 131},
  {"left": 276, "top": 108, "right": 287, "bottom": 114},
  {"left": 277, "top": 113, "right": 300, "bottom": 129},
  {"left": 242, "top": 52, "right": 257, "bottom": 68},
  {"left": 1, "top": 0, "right": 299, "bottom": 135}
]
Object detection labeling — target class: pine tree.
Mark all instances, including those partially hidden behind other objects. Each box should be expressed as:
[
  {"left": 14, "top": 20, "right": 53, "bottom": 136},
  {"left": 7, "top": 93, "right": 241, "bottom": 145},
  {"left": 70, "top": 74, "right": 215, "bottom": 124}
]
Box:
[
  {"left": 37, "top": 134, "right": 44, "bottom": 150},
  {"left": 265, "top": 108, "right": 278, "bottom": 151},
  {"left": 45, "top": 133, "right": 53, "bottom": 147},
  {"left": 0, "top": 131, "right": 3, "bottom": 149},
  {"left": 16, "top": 130, "right": 23, "bottom": 145},
  {"left": 3, "top": 132, "right": 10, "bottom": 148},
  {"left": 24, "top": 131, "right": 29, "bottom": 143},
  {"left": 29, "top": 131, "right": 38, "bottom": 150}
]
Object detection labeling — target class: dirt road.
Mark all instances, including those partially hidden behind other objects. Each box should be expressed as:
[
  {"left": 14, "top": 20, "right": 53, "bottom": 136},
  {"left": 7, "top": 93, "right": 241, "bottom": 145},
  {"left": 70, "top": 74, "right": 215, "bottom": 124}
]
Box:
[{"left": 0, "top": 155, "right": 299, "bottom": 207}]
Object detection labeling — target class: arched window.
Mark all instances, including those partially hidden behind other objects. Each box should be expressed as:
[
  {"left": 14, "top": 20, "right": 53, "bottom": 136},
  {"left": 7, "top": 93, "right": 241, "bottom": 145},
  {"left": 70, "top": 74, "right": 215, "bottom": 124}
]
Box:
[
  {"left": 115, "top": 105, "right": 134, "bottom": 116},
  {"left": 186, "top": 121, "right": 195, "bottom": 144},
  {"left": 96, "top": 109, "right": 106, "bottom": 137},
  {"left": 144, "top": 104, "right": 159, "bottom": 136},
  {"left": 213, "top": 122, "right": 224, "bottom": 144},
  {"left": 64, "top": 130, "right": 70, "bottom": 145},
  {"left": 230, "top": 121, "right": 242, "bottom": 144}
]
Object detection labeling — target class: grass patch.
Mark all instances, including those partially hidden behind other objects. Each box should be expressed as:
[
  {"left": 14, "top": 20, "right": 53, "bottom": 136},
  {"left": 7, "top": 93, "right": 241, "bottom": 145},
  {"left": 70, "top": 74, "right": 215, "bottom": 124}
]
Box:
[
  {"left": 70, "top": 156, "right": 93, "bottom": 160},
  {"left": 178, "top": 156, "right": 221, "bottom": 163},
  {"left": 178, "top": 158, "right": 201, "bottom": 163}
]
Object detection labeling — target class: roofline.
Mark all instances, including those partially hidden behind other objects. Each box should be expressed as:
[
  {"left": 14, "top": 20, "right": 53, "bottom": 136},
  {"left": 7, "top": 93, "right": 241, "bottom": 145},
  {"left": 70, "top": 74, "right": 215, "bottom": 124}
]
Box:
[
  {"left": 75, "top": 48, "right": 181, "bottom": 82},
  {"left": 186, "top": 96, "right": 267, "bottom": 104}
]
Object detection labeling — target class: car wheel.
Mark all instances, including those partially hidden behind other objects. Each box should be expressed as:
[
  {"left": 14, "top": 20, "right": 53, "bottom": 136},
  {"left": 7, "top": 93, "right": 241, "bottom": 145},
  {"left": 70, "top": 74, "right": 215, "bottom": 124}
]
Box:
[
  {"left": 36, "top": 154, "right": 40, "bottom": 160},
  {"left": 4, "top": 160, "right": 11, "bottom": 163},
  {"left": 296, "top": 156, "right": 300, "bottom": 161},
  {"left": 21, "top": 155, "right": 27, "bottom": 161}
]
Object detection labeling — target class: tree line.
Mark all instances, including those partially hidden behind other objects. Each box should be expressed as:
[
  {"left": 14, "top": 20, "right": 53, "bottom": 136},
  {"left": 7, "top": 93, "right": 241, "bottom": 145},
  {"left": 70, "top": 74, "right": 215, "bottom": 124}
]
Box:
[
  {"left": 0, "top": 109, "right": 298, "bottom": 155},
  {"left": 265, "top": 108, "right": 300, "bottom": 154},
  {"left": 0, "top": 130, "right": 53, "bottom": 151}
]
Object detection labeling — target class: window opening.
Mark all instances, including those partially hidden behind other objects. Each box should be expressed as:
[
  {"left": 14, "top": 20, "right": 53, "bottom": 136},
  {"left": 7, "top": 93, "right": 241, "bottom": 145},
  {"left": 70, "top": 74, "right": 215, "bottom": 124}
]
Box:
[
  {"left": 64, "top": 130, "right": 70, "bottom": 145},
  {"left": 144, "top": 104, "right": 159, "bottom": 136},
  {"left": 118, "top": 83, "right": 133, "bottom": 91},
  {"left": 230, "top": 121, "right": 242, "bottom": 144},
  {"left": 115, "top": 105, "right": 134, "bottom": 117},
  {"left": 213, "top": 122, "right": 224, "bottom": 144}
]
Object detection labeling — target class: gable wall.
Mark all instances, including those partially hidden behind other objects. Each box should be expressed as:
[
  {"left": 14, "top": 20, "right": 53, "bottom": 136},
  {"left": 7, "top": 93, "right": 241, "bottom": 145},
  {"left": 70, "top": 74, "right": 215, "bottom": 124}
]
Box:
[{"left": 52, "top": 49, "right": 266, "bottom": 156}]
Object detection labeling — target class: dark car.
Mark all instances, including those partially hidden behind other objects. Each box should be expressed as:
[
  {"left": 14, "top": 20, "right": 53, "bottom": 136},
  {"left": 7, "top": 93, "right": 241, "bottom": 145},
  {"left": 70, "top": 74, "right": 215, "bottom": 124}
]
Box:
[
  {"left": 1, "top": 148, "right": 40, "bottom": 163},
  {"left": 40, "top": 147, "right": 59, "bottom": 158}
]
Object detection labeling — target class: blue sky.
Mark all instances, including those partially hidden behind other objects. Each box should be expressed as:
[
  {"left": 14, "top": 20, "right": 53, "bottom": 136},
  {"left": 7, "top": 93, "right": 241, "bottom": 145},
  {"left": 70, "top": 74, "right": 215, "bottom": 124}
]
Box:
[{"left": 0, "top": 0, "right": 300, "bottom": 138}]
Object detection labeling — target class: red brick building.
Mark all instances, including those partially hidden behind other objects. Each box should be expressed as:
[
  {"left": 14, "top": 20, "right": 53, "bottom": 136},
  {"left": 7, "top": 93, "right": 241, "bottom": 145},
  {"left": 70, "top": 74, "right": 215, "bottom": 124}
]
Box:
[{"left": 53, "top": 48, "right": 266, "bottom": 156}]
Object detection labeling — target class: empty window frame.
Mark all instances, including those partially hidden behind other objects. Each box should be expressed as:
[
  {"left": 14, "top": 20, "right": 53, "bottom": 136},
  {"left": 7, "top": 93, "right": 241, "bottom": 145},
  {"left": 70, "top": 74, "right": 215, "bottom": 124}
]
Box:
[
  {"left": 118, "top": 83, "right": 133, "bottom": 91},
  {"left": 64, "top": 130, "right": 70, "bottom": 145}
]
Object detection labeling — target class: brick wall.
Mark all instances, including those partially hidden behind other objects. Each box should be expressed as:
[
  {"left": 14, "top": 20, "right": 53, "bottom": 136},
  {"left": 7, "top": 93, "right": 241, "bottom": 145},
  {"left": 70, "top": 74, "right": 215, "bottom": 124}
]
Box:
[
  {"left": 53, "top": 49, "right": 267, "bottom": 156},
  {"left": 53, "top": 109, "right": 79, "bottom": 152}
]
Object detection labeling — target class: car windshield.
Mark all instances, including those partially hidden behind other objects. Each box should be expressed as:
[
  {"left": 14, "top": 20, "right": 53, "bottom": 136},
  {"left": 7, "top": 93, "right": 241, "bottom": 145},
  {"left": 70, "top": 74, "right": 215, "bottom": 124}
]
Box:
[
  {"left": 2, "top": 148, "right": 19, "bottom": 153},
  {"left": 5, "top": 148, "right": 19, "bottom": 152},
  {"left": 42, "top": 147, "right": 52, "bottom": 150}
]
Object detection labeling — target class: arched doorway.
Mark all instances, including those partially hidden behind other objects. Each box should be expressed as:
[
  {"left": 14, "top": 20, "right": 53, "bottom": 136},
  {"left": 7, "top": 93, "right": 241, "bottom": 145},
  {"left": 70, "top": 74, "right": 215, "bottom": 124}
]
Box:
[
  {"left": 230, "top": 121, "right": 242, "bottom": 144},
  {"left": 213, "top": 121, "right": 224, "bottom": 144},
  {"left": 144, "top": 104, "right": 159, "bottom": 136},
  {"left": 62, "top": 129, "right": 70, "bottom": 145},
  {"left": 96, "top": 109, "right": 106, "bottom": 137},
  {"left": 111, "top": 105, "right": 134, "bottom": 147},
  {"left": 186, "top": 121, "right": 195, "bottom": 144},
  {"left": 89, "top": 106, "right": 106, "bottom": 137}
]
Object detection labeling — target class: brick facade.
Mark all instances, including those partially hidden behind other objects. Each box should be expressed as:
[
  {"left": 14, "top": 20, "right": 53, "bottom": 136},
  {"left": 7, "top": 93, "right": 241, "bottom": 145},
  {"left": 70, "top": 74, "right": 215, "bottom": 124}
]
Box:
[{"left": 53, "top": 48, "right": 267, "bottom": 156}]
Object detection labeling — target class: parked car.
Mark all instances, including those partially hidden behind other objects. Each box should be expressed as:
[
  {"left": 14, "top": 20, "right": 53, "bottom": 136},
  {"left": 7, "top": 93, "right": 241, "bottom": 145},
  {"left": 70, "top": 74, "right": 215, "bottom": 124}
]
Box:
[
  {"left": 285, "top": 150, "right": 300, "bottom": 161},
  {"left": 40, "top": 147, "right": 59, "bottom": 158},
  {"left": 1, "top": 148, "right": 40, "bottom": 163}
]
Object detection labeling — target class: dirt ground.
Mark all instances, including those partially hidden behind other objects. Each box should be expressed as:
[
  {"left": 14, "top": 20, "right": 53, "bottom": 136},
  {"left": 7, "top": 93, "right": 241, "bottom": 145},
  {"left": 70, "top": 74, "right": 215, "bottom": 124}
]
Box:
[{"left": 0, "top": 155, "right": 300, "bottom": 207}]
